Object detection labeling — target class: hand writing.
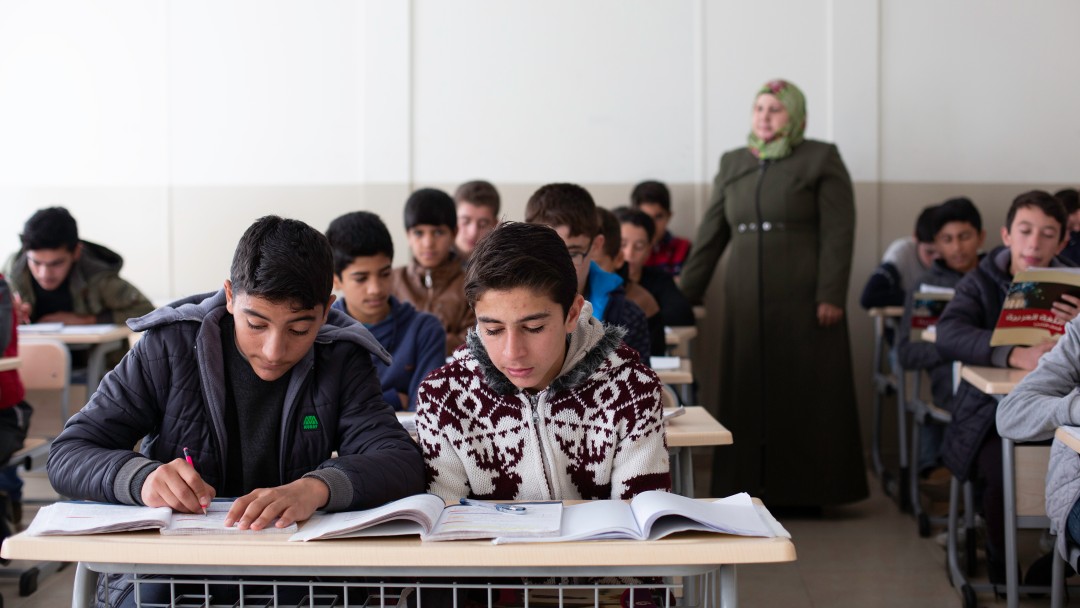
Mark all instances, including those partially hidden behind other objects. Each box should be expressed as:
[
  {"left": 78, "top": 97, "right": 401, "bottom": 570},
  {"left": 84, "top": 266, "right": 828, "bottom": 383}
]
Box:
[
  {"left": 35, "top": 311, "right": 96, "bottom": 325},
  {"left": 141, "top": 458, "right": 216, "bottom": 514},
  {"left": 12, "top": 293, "right": 30, "bottom": 325},
  {"left": 224, "top": 477, "right": 329, "bottom": 531}
]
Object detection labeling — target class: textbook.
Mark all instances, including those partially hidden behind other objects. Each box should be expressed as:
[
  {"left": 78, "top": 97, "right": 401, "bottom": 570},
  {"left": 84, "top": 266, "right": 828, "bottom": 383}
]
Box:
[
  {"left": 25, "top": 500, "right": 298, "bottom": 536},
  {"left": 910, "top": 285, "right": 954, "bottom": 342},
  {"left": 990, "top": 267, "right": 1080, "bottom": 346},
  {"left": 491, "top": 490, "right": 788, "bottom": 545},
  {"left": 290, "top": 493, "right": 563, "bottom": 542}
]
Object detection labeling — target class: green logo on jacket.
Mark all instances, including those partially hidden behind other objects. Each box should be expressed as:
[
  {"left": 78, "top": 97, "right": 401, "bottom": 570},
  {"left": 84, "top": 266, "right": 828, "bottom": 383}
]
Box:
[{"left": 302, "top": 414, "right": 319, "bottom": 431}]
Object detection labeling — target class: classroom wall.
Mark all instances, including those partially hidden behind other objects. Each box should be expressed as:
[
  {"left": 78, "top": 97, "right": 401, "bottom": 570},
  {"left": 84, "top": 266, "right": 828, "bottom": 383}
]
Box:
[{"left": 1, "top": 0, "right": 1078, "bottom": 457}]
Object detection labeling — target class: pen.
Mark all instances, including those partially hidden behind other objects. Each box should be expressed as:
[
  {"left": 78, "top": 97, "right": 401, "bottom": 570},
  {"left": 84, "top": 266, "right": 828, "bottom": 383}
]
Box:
[
  {"left": 182, "top": 447, "right": 208, "bottom": 515},
  {"left": 459, "top": 498, "right": 528, "bottom": 514}
]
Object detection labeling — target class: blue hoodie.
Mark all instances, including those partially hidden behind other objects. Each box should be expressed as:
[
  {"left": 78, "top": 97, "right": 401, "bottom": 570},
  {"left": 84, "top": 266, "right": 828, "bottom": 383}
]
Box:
[
  {"left": 333, "top": 296, "right": 446, "bottom": 411},
  {"left": 584, "top": 262, "right": 651, "bottom": 362}
]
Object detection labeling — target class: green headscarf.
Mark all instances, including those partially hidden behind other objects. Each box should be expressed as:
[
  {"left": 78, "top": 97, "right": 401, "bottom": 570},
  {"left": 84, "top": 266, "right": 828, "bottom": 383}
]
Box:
[{"left": 747, "top": 79, "right": 806, "bottom": 160}]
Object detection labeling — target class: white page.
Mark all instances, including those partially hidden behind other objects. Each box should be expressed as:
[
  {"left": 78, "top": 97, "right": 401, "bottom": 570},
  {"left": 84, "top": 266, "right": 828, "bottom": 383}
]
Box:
[
  {"left": 59, "top": 324, "right": 119, "bottom": 335},
  {"left": 162, "top": 500, "right": 297, "bottom": 536},
  {"left": 491, "top": 500, "right": 638, "bottom": 544},
  {"left": 290, "top": 494, "right": 444, "bottom": 541},
  {"left": 425, "top": 501, "right": 562, "bottom": 541},
  {"left": 649, "top": 356, "right": 680, "bottom": 370},
  {"left": 18, "top": 323, "right": 64, "bottom": 334},
  {"left": 25, "top": 502, "right": 171, "bottom": 536},
  {"left": 630, "top": 491, "right": 775, "bottom": 539}
]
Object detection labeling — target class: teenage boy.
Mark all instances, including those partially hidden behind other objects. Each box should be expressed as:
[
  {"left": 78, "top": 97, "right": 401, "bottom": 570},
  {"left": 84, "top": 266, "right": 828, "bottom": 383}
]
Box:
[
  {"left": 524, "top": 183, "right": 651, "bottom": 361},
  {"left": 1055, "top": 188, "right": 1080, "bottom": 265},
  {"left": 860, "top": 204, "right": 940, "bottom": 309},
  {"left": 4, "top": 206, "right": 153, "bottom": 325},
  {"left": 326, "top": 211, "right": 446, "bottom": 411},
  {"left": 895, "top": 198, "right": 984, "bottom": 476},
  {"left": 416, "top": 222, "right": 670, "bottom": 502},
  {"left": 630, "top": 180, "right": 692, "bottom": 277},
  {"left": 453, "top": 180, "right": 501, "bottom": 261},
  {"left": 392, "top": 188, "right": 476, "bottom": 356},
  {"left": 593, "top": 208, "right": 665, "bottom": 356},
  {"left": 48, "top": 216, "right": 425, "bottom": 604},
  {"left": 936, "top": 191, "right": 1079, "bottom": 585},
  {"left": 615, "top": 207, "right": 697, "bottom": 329}
]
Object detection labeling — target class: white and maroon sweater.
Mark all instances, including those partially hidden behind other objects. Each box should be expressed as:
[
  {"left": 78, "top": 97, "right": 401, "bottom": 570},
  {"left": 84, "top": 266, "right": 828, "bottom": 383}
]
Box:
[{"left": 416, "top": 306, "right": 670, "bottom": 502}]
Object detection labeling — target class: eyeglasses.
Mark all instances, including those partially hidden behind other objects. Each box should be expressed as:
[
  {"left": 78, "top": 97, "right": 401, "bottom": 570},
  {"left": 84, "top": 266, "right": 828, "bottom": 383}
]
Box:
[{"left": 567, "top": 237, "right": 594, "bottom": 266}]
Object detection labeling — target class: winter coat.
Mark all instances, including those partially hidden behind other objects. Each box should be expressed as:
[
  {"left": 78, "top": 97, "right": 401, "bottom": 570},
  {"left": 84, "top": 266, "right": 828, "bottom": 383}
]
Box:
[{"left": 391, "top": 254, "right": 475, "bottom": 356}]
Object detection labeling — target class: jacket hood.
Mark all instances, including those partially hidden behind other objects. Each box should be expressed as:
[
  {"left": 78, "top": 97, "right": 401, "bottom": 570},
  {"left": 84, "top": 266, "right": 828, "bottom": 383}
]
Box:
[
  {"left": 77, "top": 240, "right": 124, "bottom": 274},
  {"left": 459, "top": 300, "right": 626, "bottom": 396},
  {"left": 128, "top": 289, "right": 392, "bottom": 365},
  {"left": 407, "top": 253, "right": 463, "bottom": 285}
]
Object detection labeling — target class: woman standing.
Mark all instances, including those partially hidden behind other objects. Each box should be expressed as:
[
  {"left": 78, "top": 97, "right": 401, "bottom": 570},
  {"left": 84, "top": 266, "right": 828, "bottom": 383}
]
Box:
[{"left": 680, "top": 79, "right": 867, "bottom": 509}]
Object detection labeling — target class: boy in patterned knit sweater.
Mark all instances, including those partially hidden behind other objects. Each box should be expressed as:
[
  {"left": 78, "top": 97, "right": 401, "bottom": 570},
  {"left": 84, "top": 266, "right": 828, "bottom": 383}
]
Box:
[{"left": 416, "top": 222, "right": 670, "bottom": 502}]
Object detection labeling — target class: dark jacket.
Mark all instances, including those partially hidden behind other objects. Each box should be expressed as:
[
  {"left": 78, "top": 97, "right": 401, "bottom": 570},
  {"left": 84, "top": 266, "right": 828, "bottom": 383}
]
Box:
[
  {"left": 390, "top": 254, "right": 475, "bottom": 356},
  {"left": 48, "top": 289, "right": 426, "bottom": 509},
  {"left": 638, "top": 266, "right": 696, "bottom": 328},
  {"left": 936, "top": 247, "right": 1070, "bottom": 479},
  {"left": 333, "top": 296, "right": 446, "bottom": 411},
  {"left": 585, "top": 262, "right": 650, "bottom": 362}
]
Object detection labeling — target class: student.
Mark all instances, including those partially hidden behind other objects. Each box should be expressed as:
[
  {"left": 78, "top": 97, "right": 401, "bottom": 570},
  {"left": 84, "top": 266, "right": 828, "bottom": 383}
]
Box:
[
  {"left": 326, "top": 211, "right": 446, "bottom": 411},
  {"left": 47, "top": 216, "right": 426, "bottom": 604},
  {"left": 0, "top": 275, "right": 32, "bottom": 529},
  {"left": 630, "top": 180, "right": 692, "bottom": 277},
  {"left": 524, "top": 183, "right": 651, "bottom": 361},
  {"left": 416, "top": 222, "right": 670, "bottom": 502},
  {"left": 936, "top": 191, "right": 1079, "bottom": 584},
  {"left": 895, "top": 198, "right": 984, "bottom": 476},
  {"left": 593, "top": 208, "right": 665, "bottom": 356},
  {"left": 615, "top": 207, "right": 697, "bottom": 328},
  {"left": 860, "top": 204, "right": 939, "bottom": 309},
  {"left": 1056, "top": 188, "right": 1080, "bottom": 265},
  {"left": 391, "top": 188, "right": 476, "bottom": 356},
  {"left": 453, "top": 179, "right": 501, "bottom": 261},
  {"left": 4, "top": 206, "right": 153, "bottom": 325}
]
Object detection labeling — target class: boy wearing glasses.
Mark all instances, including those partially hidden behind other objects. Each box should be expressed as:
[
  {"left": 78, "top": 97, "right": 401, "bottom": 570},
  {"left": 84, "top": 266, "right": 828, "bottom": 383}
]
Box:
[{"left": 525, "top": 183, "right": 651, "bottom": 362}]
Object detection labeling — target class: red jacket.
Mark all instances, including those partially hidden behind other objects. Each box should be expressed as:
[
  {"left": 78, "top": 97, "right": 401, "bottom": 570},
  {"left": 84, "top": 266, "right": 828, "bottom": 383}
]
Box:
[{"left": 0, "top": 275, "right": 25, "bottom": 409}]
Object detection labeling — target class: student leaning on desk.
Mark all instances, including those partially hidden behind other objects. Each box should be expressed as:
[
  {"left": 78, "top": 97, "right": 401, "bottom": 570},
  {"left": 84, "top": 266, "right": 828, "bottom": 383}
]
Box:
[{"left": 46, "top": 216, "right": 425, "bottom": 606}]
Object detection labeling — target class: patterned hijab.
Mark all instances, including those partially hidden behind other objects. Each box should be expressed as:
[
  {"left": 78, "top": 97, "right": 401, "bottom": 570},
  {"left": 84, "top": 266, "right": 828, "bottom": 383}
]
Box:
[{"left": 747, "top": 79, "right": 807, "bottom": 160}]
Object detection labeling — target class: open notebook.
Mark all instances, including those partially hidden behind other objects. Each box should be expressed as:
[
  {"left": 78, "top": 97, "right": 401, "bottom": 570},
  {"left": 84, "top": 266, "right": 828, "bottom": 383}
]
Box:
[{"left": 25, "top": 500, "right": 298, "bottom": 536}]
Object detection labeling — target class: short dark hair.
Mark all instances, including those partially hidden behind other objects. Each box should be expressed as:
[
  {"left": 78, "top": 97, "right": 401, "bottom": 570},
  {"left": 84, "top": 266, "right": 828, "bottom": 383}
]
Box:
[
  {"left": 1055, "top": 188, "right": 1079, "bottom": 216},
  {"left": 630, "top": 180, "right": 672, "bottom": 214},
  {"left": 21, "top": 207, "right": 79, "bottom": 252},
  {"left": 524, "top": 183, "right": 597, "bottom": 238},
  {"left": 613, "top": 206, "right": 657, "bottom": 243},
  {"left": 325, "top": 211, "right": 394, "bottom": 276},
  {"left": 230, "top": 216, "right": 334, "bottom": 310},
  {"left": 596, "top": 208, "right": 622, "bottom": 259},
  {"left": 465, "top": 222, "right": 577, "bottom": 317},
  {"left": 932, "top": 197, "right": 983, "bottom": 235},
  {"left": 914, "top": 204, "right": 939, "bottom": 244},
  {"left": 404, "top": 188, "right": 457, "bottom": 231},
  {"left": 1005, "top": 190, "right": 1068, "bottom": 242},
  {"left": 454, "top": 180, "right": 501, "bottom": 215}
]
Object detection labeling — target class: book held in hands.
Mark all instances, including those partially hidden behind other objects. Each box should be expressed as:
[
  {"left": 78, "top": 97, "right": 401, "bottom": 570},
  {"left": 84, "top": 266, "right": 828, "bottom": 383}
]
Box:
[
  {"left": 990, "top": 267, "right": 1080, "bottom": 346},
  {"left": 910, "top": 285, "right": 954, "bottom": 342}
]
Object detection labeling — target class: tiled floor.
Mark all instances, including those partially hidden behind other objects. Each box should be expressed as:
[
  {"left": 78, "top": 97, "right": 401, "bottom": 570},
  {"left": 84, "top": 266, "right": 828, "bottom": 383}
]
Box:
[{"left": 0, "top": 458, "right": 1068, "bottom": 607}]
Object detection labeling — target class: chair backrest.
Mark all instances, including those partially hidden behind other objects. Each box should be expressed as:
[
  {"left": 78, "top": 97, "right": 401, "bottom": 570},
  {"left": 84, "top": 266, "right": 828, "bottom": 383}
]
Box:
[
  {"left": 18, "top": 338, "right": 72, "bottom": 421},
  {"left": 1015, "top": 444, "right": 1052, "bottom": 518}
]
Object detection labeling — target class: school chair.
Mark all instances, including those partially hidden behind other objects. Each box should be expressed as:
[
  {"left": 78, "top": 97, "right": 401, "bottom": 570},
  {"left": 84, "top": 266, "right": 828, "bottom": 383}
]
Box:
[
  {"left": 868, "top": 306, "right": 911, "bottom": 511},
  {"left": 906, "top": 367, "right": 952, "bottom": 537}
]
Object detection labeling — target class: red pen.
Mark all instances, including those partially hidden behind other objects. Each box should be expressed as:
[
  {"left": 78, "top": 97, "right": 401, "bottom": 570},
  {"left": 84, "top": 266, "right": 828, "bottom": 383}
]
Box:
[{"left": 182, "top": 447, "right": 208, "bottom": 515}]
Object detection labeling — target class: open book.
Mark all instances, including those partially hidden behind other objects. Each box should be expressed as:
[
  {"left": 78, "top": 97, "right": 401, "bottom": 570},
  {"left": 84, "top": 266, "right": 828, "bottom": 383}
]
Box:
[
  {"left": 25, "top": 500, "right": 298, "bottom": 536},
  {"left": 290, "top": 494, "right": 563, "bottom": 542},
  {"left": 491, "top": 491, "right": 788, "bottom": 544},
  {"left": 990, "top": 267, "right": 1080, "bottom": 346},
  {"left": 910, "top": 285, "right": 954, "bottom": 342}
]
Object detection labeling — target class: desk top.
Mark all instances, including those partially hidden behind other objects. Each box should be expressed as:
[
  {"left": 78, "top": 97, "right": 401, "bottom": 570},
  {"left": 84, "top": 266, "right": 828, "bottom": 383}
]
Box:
[
  {"left": 19, "top": 325, "right": 132, "bottom": 346},
  {"left": 0, "top": 357, "right": 21, "bottom": 372},
  {"left": 666, "top": 406, "right": 732, "bottom": 448},
  {"left": 1055, "top": 427, "right": 1080, "bottom": 454},
  {"left": 1, "top": 519, "right": 793, "bottom": 570},
  {"left": 665, "top": 326, "right": 698, "bottom": 346},
  {"left": 868, "top": 306, "right": 905, "bottom": 318},
  {"left": 655, "top": 358, "right": 693, "bottom": 385},
  {"left": 959, "top": 365, "right": 1030, "bottom": 395}
]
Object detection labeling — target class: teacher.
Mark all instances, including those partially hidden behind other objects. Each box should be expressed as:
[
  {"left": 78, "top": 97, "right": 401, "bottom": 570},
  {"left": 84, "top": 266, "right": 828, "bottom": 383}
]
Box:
[{"left": 680, "top": 79, "right": 868, "bottom": 510}]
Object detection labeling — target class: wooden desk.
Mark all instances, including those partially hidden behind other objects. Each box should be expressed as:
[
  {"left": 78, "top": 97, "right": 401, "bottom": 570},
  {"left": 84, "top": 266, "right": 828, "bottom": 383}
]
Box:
[
  {"left": 656, "top": 358, "right": 694, "bottom": 404},
  {"left": 666, "top": 406, "right": 733, "bottom": 498},
  {"left": 20, "top": 325, "right": 131, "bottom": 395},
  {"left": 958, "top": 365, "right": 1029, "bottom": 395},
  {"left": 3, "top": 515, "right": 794, "bottom": 608},
  {"left": 0, "top": 357, "right": 21, "bottom": 372},
  {"left": 1056, "top": 426, "right": 1080, "bottom": 454},
  {"left": 665, "top": 326, "right": 698, "bottom": 358}
]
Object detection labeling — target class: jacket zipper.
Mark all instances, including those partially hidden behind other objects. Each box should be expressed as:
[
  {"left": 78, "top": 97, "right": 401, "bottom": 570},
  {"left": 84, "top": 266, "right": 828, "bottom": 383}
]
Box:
[
  {"left": 524, "top": 391, "right": 555, "bottom": 498},
  {"left": 423, "top": 268, "right": 434, "bottom": 309}
]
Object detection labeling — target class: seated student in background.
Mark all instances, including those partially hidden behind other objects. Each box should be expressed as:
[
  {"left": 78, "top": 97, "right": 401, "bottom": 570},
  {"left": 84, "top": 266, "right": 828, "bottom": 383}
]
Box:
[
  {"left": 416, "top": 222, "right": 670, "bottom": 502},
  {"left": 524, "top": 183, "right": 651, "bottom": 361},
  {"left": 1056, "top": 188, "right": 1080, "bottom": 265},
  {"left": 326, "top": 211, "right": 446, "bottom": 411},
  {"left": 614, "top": 206, "right": 697, "bottom": 328},
  {"left": 630, "top": 180, "right": 691, "bottom": 277},
  {"left": 48, "top": 216, "right": 425, "bottom": 605},
  {"left": 895, "top": 197, "right": 984, "bottom": 478},
  {"left": 593, "top": 208, "right": 665, "bottom": 356},
  {"left": 4, "top": 206, "right": 153, "bottom": 325},
  {"left": 453, "top": 179, "right": 501, "bottom": 263},
  {"left": 391, "top": 188, "right": 476, "bottom": 356},
  {"left": 0, "top": 275, "right": 32, "bottom": 529},
  {"left": 860, "top": 203, "right": 939, "bottom": 309},
  {"left": 936, "top": 191, "right": 1078, "bottom": 585}
]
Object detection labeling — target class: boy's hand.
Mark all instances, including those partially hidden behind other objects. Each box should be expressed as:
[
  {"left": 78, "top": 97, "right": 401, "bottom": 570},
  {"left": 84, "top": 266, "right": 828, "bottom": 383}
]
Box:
[
  {"left": 817, "top": 302, "right": 844, "bottom": 327},
  {"left": 1007, "top": 341, "right": 1056, "bottom": 370},
  {"left": 141, "top": 458, "right": 216, "bottom": 513},
  {"left": 224, "top": 477, "right": 329, "bottom": 530},
  {"left": 12, "top": 293, "right": 30, "bottom": 325},
  {"left": 36, "top": 311, "right": 96, "bottom": 325},
  {"left": 1052, "top": 294, "right": 1080, "bottom": 324}
]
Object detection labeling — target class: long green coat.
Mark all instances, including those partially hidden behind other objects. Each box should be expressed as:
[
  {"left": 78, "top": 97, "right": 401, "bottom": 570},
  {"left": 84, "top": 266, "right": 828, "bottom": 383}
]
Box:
[{"left": 681, "top": 140, "right": 868, "bottom": 507}]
